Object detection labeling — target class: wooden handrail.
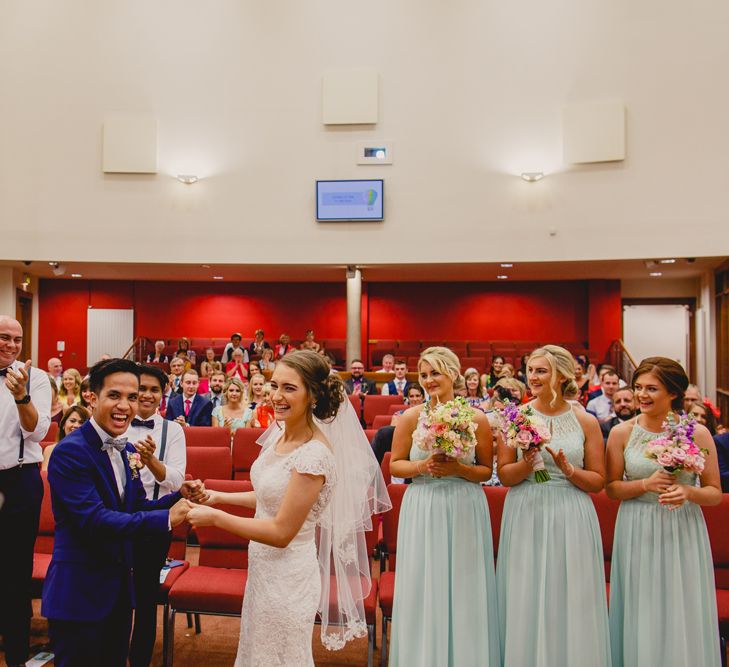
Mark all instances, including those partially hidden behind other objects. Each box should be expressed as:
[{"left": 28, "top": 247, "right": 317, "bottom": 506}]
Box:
[{"left": 613, "top": 339, "right": 638, "bottom": 369}]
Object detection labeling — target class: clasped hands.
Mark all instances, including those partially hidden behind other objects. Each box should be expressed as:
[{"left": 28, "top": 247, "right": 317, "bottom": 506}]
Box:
[
  {"left": 419, "top": 453, "right": 462, "bottom": 478},
  {"left": 642, "top": 469, "right": 689, "bottom": 507},
  {"left": 168, "top": 480, "right": 211, "bottom": 527}
]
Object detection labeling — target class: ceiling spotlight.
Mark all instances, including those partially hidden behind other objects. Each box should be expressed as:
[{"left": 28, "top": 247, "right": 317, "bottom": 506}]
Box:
[
  {"left": 71, "top": 273, "right": 83, "bottom": 278},
  {"left": 649, "top": 272, "right": 662, "bottom": 277},
  {"left": 659, "top": 258, "right": 676, "bottom": 264},
  {"left": 497, "top": 275, "right": 509, "bottom": 280},
  {"left": 521, "top": 172, "right": 544, "bottom": 182},
  {"left": 50, "top": 262, "right": 66, "bottom": 276},
  {"left": 213, "top": 276, "right": 224, "bottom": 280},
  {"left": 177, "top": 174, "right": 199, "bottom": 184},
  {"left": 201, "top": 264, "right": 211, "bottom": 269},
  {"left": 500, "top": 263, "right": 513, "bottom": 268}
]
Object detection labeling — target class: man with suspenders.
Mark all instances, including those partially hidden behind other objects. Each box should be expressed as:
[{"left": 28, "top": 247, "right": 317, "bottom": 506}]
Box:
[
  {"left": 125, "top": 364, "right": 186, "bottom": 667},
  {"left": 0, "top": 316, "right": 52, "bottom": 666}
]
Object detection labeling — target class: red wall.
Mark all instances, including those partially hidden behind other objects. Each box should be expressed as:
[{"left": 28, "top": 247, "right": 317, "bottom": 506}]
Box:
[{"left": 38, "top": 278, "right": 621, "bottom": 369}]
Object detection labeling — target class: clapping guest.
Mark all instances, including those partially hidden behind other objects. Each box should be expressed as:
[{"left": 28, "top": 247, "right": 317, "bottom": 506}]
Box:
[
  {"left": 145, "top": 340, "right": 169, "bottom": 364},
  {"left": 343, "top": 359, "right": 376, "bottom": 395},
  {"left": 574, "top": 355, "right": 591, "bottom": 405},
  {"left": 79, "top": 378, "right": 93, "bottom": 411},
  {"left": 248, "top": 329, "right": 270, "bottom": 358},
  {"left": 606, "top": 358, "right": 722, "bottom": 666},
  {"left": 481, "top": 355, "right": 505, "bottom": 390},
  {"left": 176, "top": 337, "right": 196, "bottom": 366},
  {"left": 212, "top": 378, "right": 253, "bottom": 434},
  {"left": 381, "top": 359, "right": 410, "bottom": 396},
  {"left": 689, "top": 400, "right": 719, "bottom": 436},
  {"left": 199, "top": 347, "right": 222, "bottom": 379},
  {"left": 274, "top": 333, "right": 295, "bottom": 359},
  {"left": 253, "top": 383, "right": 275, "bottom": 428},
  {"left": 500, "top": 363, "right": 515, "bottom": 379},
  {"left": 390, "top": 384, "right": 425, "bottom": 426},
  {"left": 464, "top": 367, "right": 487, "bottom": 408},
  {"left": 174, "top": 348, "right": 192, "bottom": 371},
  {"left": 42, "top": 405, "right": 90, "bottom": 471},
  {"left": 223, "top": 332, "right": 249, "bottom": 365},
  {"left": 165, "top": 370, "right": 213, "bottom": 427},
  {"left": 168, "top": 356, "right": 185, "bottom": 394},
  {"left": 299, "top": 329, "right": 320, "bottom": 353},
  {"left": 47, "top": 357, "right": 63, "bottom": 389},
  {"left": 247, "top": 373, "right": 266, "bottom": 409},
  {"left": 49, "top": 378, "right": 64, "bottom": 425},
  {"left": 203, "top": 370, "right": 227, "bottom": 410},
  {"left": 226, "top": 347, "right": 249, "bottom": 382},
  {"left": 58, "top": 368, "right": 82, "bottom": 409},
  {"left": 376, "top": 354, "right": 395, "bottom": 373},
  {"left": 259, "top": 347, "right": 276, "bottom": 372},
  {"left": 248, "top": 361, "right": 261, "bottom": 378},
  {"left": 515, "top": 354, "right": 529, "bottom": 384}
]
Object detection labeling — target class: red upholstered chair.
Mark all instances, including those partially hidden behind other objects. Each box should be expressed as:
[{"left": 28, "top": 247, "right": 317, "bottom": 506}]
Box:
[
  {"left": 702, "top": 495, "right": 729, "bottom": 656},
  {"left": 159, "top": 521, "right": 192, "bottom": 664},
  {"left": 381, "top": 452, "right": 392, "bottom": 486},
  {"left": 460, "top": 356, "right": 486, "bottom": 374},
  {"left": 365, "top": 429, "right": 377, "bottom": 444},
  {"left": 387, "top": 403, "right": 407, "bottom": 415},
  {"left": 372, "top": 414, "right": 393, "bottom": 431},
  {"left": 232, "top": 427, "right": 265, "bottom": 480},
  {"left": 362, "top": 395, "right": 405, "bottom": 428},
  {"left": 379, "top": 483, "right": 407, "bottom": 666},
  {"left": 483, "top": 486, "right": 508, "bottom": 558},
  {"left": 406, "top": 356, "right": 420, "bottom": 370},
  {"left": 590, "top": 491, "right": 621, "bottom": 582},
  {"left": 349, "top": 393, "right": 363, "bottom": 420},
  {"left": 41, "top": 422, "right": 59, "bottom": 444},
  {"left": 32, "top": 472, "right": 54, "bottom": 598},
  {"left": 185, "top": 446, "right": 232, "bottom": 481},
  {"left": 166, "top": 480, "right": 255, "bottom": 664},
  {"left": 184, "top": 426, "right": 231, "bottom": 448}
]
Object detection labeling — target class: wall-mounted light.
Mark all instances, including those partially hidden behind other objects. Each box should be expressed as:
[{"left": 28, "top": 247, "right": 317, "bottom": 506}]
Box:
[
  {"left": 497, "top": 274, "right": 509, "bottom": 280},
  {"left": 177, "top": 174, "right": 199, "bottom": 184},
  {"left": 71, "top": 273, "right": 83, "bottom": 278},
  {"left": 500, "top": 263, "right": 513, "bottom": 268},
  {"left": 521, "top": 172, "right": 544, "bottom": 182},
  {"left": 649, "top": 272, "right": 662, "bottom": 277},
  {"left": 659, "top": 258, "right": 676, "bottom": 264},
  {"left": 213, "top": 275, "right": 224, "bottom": 280}
]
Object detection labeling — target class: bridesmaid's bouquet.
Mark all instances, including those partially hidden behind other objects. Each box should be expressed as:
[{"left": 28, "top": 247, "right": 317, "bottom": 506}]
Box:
[
  {"left": 498, "top": 400, "right": 552, "bottom": 483},
  {"left": 413, "top": 397, "right": 478, "bottom": 459},
  {"left": 644, "top": 413, "right": 707, "bottom": 475}
]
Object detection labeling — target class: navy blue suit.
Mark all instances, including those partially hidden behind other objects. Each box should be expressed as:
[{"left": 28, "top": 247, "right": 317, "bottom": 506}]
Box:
[
  {"left": 165, "top": 393, "right": 213, "bottom": 426},
  {"left": 42, "top": 421, "right": 181, "bottom": 666},
  {"left": 713, "top": 433, "right": 729, "bottom": 493}
]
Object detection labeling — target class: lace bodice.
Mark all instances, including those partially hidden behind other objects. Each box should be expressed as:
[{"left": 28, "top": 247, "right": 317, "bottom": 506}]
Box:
[{"left": 250, "top": 439, "right": 336, "bottom": 544}]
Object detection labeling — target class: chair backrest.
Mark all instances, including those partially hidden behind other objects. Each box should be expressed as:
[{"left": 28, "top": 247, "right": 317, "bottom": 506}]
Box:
[
  {"left": 703, "top": 494, "right": 729, "bottom": 588},
  {"left": 381, "top": 452, "right": 392, "bottom": 486},
  {"left": 168, "top": 521, "right": 191, "bottom": 560},
  {"left": 232, "top": 427, "right": 265, "bottom": 480},
  {"left": 372, "top": 414, "right": 393, "bottom": 431},
  {"left": 348, "top": 394, "right": 363, "bottom": 419},
  {"left": 197, "top": 479, "right": 255, "bottom": 568},
  {"left": 185, "top": 446, "right": 232, "bottom": 481},
  {"left": 382, "top": 483, "right": 407, "bottom": 569},
  {"left": 42, "top": 422, "right": 59, "bottom": 444},
  {"left": 364, "top": 429, "right": 377, "bottom": 444},
  {"left": 483, "top": 486, "right": 508, "bottom": 557},
  {"left": 35, "top": 471, "right": 55, "bottom": 554},
  {"left": 184, "top": 426, "right": 231, "bottom": 448},
  {"left": 362, "top": 395, "right": 404, "bottom": 427},
  {"left": 387, "top": 403, "right": 408, "bottom": 415}
]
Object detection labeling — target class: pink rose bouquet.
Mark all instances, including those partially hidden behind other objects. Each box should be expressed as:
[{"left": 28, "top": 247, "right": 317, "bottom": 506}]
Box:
[
  {"left": 498, "top": 400, "right": 552, "bottom": 483},
  {"left": 413, "top": 397, "right": 478, "bottom": 459},
  {"left": 644, "top": 413, "right": 707, "bottom": 476}
]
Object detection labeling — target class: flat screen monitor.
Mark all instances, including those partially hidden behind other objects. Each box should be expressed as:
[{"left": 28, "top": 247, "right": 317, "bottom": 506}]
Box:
[{"left": 316, "top": 179, "right": 384, "bottom": 221}]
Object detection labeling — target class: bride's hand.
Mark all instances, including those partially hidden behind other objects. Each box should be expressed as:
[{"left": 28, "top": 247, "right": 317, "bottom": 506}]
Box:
[{"left": 186, "top": 505, "right": 221, "bottom": 528}]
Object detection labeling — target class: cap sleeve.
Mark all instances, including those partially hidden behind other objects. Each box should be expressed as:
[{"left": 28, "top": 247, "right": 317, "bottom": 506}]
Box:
[{"left": 290, "top": 440, "right": 335, "bottom": 483}]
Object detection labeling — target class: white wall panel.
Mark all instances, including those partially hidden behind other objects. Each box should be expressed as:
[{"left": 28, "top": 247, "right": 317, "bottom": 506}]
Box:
[{"left": 87, "top": 309, "right": 134, "bottom": 367}]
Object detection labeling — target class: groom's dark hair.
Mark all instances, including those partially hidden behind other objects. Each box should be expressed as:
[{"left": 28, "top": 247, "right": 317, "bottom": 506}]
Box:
[{"left": 88, "top": 358, "right": 141, "bottom": 395}]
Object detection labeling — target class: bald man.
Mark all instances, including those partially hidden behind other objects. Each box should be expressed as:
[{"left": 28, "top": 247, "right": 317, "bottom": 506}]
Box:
[
  {"left": 0, "top": 316, "right": 52, "bottom": 666},
  {"left": 48, "top": 357, "right": 63, "bottom": 389}
]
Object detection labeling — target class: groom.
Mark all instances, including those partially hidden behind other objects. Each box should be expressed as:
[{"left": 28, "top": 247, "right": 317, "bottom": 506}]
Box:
[{"left": 42, "top": 358, "right": 204, "bottom": 667}]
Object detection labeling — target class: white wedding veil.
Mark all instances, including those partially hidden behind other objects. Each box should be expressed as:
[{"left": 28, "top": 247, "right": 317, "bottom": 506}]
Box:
[{"left": 256, "top": 392, "right": 392, "bottom": 649}]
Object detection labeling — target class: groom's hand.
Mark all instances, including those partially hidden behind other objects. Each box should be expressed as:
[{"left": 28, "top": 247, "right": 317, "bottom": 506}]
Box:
[
  {"left": 181, "top": 479, "right": 209, "bottom": 504},
  {"left": 169, "top": 499, "right": 193, "bottom": 528}
]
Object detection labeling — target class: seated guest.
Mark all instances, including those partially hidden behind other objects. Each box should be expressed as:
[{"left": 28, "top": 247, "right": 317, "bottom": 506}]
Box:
[
  {"left": 574, "top": 355, "right": 591, "bottom": 405},
  {"left": 79, "top": 378, "right": 93, "bottom": 412},
  {"left": 253, "top": 383, "right": 275, "bottom": 428},
  {"left": 714, "top": 431, "right": 729, "bottom": 492},
  {"left": 463, "top": 367, "right": 487, "bottom": 408},
  {"left": 493, "top": 377, "right": 528, "bottom": 404},
  {"left": 587, "top": 363, "right": 621, "bottom": 397},
  {"left": 382, "top": 359, "right": 410, "bottom": 396},
  {"left": 376, "top": 354, "right": 395, "bottom": 373},
  {"left": 586, "top": 370, "right": 620, "bottom": 422},
  {"left": 159, "top": 380, "right": 174, "bottom": 417},
  {"left": 683, "top": 383, "right": 703, "bottom": 412},
  {"left": 202, "top": 370, "right": 227, "bottom": 410},
  {"left": 199, "top": 347, "right": 221, "bottom": 379},
  {"left": 48, "top": 356, "right": 64, "bottom": 389},
  {"left": 165, "top": 369, "right": 213, "bottom": 427},
  {"left": 223, "top": 332, "right": 249, "bottom": 365},
  {"left": 344, "top": 359, "right": 376, "bottom": 395},
  {"left": 299, "top": 329, "right": 321, "bottom": 353},
  {"left": 480, "top": 355, "right": 505, "bottom": 390},
  {"left": 226, "top": 347, "right": 249, "bottom": 382},
  {"left": 58, "top": 368, "right": 82, "bottom": 409},
  {"left": 274, "top": 332, "right": 295, "bottom": 359},
  {"left": 176, "top": 337, "right": 196, "bottom": 366},
  {"left": 174, "top": 348, "right": 193, "bottom": 371},
  {"left": 212, "top": 378, "right": 253, "bottom": 433},
  {"left": 500, "top": 363, "right": 515, "bottom": 379},
  {"left": 168, "top": 356, "right": 186, "bottom": 394},
  {"left": 259, "top": 346, "right": 276, "bottom": 372},
  {"left": 248, "top": 360, "right": 261, "bottom": 377},
  {"left": 49, "top": 378, "right": 65, "bottom": 425},
  {"left": 391, "top": 385, "right": 426, "bottom": 426},
  {"left": 42, "top": 405, "right": 90, "bottom": 471},
  {"left": 515, "top": 354, "right": 529, "bottom": 384},
  {"left": 145, "top": 340, "right": 169, "bottom": 364},
  {"left": 124, "top": 364, "right": 186, "bottom": 667},
  {"left": 248, "top": 329, "right": 270, "bottom": 358},
  {"left": 689, "top": 400, "right": 719, "bottom": 436},
  {"left": 247, "top": 373, "right": 266, "bottom": 409},
  {"left": 599, "top": 387, "right": 637, "bottom": 442}
]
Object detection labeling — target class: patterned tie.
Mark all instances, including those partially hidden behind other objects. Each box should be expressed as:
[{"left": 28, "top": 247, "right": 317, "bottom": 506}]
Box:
[
  {"left": 131, "top": 418, "right": 155, "bottom": 429},
  {"left": 184, "top": 399, "right": 191, "bottom": 416},
  {"left": 101, "top": 436, "right": 128, "bottom": 452}
]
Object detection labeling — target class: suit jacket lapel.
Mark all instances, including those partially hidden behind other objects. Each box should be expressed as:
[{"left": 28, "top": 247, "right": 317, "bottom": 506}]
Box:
[{"left": 81, "top": 421, "right": 122, "bottom": 509}]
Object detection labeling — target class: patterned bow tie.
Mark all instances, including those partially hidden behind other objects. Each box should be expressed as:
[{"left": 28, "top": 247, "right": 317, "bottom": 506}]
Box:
[
  {"left": 131, "top": 418, "right": 155, "bottom": 429},
  {"left": 0, "top": 368, "right": 8, "bottom": 377},
  {"left": 102, "top": 436, "right": 128, "bottom": 452}
]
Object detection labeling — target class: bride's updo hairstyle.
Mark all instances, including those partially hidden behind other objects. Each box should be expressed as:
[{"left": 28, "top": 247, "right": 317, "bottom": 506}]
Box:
[
  {"left": 419, "top": 347, "right": 462, "bottom": 385},
  {"left": 632, "top": 356, "right": 688, "bottom": 412},
  {"left": 528, "top": 345, "right": 579, "bottom": 407},
  {"left": 279, "top": 350, "right": 344, "bottom": 422}
]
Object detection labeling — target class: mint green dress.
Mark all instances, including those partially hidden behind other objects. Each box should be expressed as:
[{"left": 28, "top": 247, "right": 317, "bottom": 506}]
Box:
[
  {"left": 389, "top": 417, "right": 501, "bottom": 666},
  {"left": 496, "top": 406, "right": 611, "bottom": 667},
  {"left": 609, "top": 421, "right": 720, "bottom": 666}
]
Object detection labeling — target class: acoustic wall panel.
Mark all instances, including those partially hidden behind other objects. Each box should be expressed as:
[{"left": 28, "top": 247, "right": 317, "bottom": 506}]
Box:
[
  {"left": 322, "top": 69, "right": 378, "bottom": 125},
  {"left": 102, "top": 117, "right": 158, "bottom": 173},
  {"left": 86, "top": 308, "right": 134, "bottom": 367},
  {"left": 563, "top": 102, "right": 625, "bottom": 164}
]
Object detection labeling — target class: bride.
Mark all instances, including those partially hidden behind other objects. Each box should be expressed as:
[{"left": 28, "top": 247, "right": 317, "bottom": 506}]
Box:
[{"left": 187, "top": 350, "right": 390, "bottom": 666}]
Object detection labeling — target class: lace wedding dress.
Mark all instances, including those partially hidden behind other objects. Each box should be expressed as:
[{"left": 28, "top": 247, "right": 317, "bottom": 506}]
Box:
[{"left": 234, "top": 438, "right": 336, "bottom": 667}]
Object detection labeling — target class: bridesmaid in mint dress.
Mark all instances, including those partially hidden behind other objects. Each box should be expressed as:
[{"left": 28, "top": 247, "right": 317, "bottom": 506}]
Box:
[
  {"left": 606, "top": 356, "right": 722, "bottom": 666},
  {"left": 388, "top": 347, "right": 500, "bottom": 666},
  {"left": 496, "top": 345, "right": 610, "bottom": 667}
]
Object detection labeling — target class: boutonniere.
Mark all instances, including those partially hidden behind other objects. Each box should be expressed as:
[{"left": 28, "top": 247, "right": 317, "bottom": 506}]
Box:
[{"left": 127, "top": 452, "right": 144, "bottom": 480}]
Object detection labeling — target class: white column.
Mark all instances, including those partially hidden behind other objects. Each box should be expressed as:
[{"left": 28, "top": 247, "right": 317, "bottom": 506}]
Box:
[
  {"left": 346, "top": 269, "right": 362, "bottom": 366},
  {"left": 697, "top": 271, "right": 717, "bottom": 401},
  {"left": 0, "top": 267, "right": 15, "bottom": 317}
]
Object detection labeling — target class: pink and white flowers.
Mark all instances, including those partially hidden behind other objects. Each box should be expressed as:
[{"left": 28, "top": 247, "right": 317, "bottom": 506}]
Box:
[
  {"left": 127, "top": 451, "right": 144, "bottom": 480},
  {"left": 413, "top": 397, "right": 478, "bottom": 459},
  {"left": 644, "top": 413, "right": 707, "bottom": 476},
  {"left": 498, "top": 400, "right": 552, "bottom": 483}
]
